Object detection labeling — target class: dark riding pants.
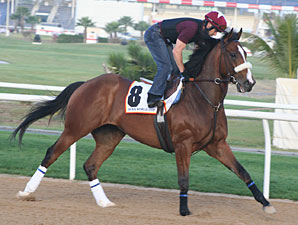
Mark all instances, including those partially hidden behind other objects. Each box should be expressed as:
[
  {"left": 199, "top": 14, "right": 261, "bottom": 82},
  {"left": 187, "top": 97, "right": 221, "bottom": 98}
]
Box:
[{"left": 144, "top": 24, "right": 180, "bottom": 96}]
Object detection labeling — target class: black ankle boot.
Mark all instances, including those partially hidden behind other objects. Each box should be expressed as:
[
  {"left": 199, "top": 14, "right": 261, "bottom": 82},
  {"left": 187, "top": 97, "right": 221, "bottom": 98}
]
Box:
[{"left": 147, "top": 94, "right": 162, "bottom": 108}]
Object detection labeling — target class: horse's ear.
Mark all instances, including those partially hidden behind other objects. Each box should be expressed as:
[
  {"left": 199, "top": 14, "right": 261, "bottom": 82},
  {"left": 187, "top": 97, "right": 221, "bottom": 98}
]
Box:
[
  {"left": 237, "top": 28, "right": 243, "bottom": 40},
  {"left": 224, "top": 28, "right": 233, "bottom": 43}
]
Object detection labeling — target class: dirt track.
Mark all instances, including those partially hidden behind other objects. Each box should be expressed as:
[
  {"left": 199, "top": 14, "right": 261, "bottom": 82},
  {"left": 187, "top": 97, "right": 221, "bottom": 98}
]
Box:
[{"left": 0, "top": 174, "right": 297, "bottom": 225}]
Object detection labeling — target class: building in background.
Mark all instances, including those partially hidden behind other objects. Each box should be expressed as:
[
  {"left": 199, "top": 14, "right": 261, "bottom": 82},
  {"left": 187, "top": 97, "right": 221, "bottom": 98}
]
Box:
[
  {"left": 0, "top": 0, "right": 76, "bottom": 33},
  {"left": 76, "top": 0, "right": 298, "bottom": 38},
  {"left": 75, "top": 0, "right": 144, "bottom": 37},
  {"left": 0, "top": 0, "right": 297, "bottom": 38},
  {"left": 139, "top": 0, "right": 298, "bottom": 36}
]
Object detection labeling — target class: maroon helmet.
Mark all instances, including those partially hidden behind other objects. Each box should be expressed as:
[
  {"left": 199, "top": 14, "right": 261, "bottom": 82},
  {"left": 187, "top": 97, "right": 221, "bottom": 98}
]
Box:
[{"left": 205, "top": 11, "right": 227, "bottom": 32}]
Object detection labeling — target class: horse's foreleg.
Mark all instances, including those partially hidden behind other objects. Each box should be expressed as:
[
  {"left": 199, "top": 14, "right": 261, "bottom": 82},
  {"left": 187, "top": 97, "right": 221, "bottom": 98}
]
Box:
[
  {"left": 83, "top": 125, "right": 125, "bottom": 207},
  {"left": 175, "top": 144, "right": 192, "bottom": 216},
  {"left": 205, "top": 140, "right": 276, "bottom": 214},
  {"left": 17, "top": 130, "right": 78, "bottom": 201}
]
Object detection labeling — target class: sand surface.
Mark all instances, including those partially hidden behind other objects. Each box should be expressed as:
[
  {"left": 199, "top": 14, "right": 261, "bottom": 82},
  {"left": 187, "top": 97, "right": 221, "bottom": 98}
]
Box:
[{"left": 0, "top": 174, "right": 297, "bottom": 225}]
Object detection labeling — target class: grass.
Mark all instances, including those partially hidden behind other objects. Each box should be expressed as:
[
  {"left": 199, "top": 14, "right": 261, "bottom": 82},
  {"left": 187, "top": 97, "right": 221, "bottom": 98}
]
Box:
[
  {"left": 246, "top": 57, "right": 282, "bottom": 80},
  {"left": 227, "top": 119, "right": 271, "bottom": 148},
  {"left": 1, "top": 131, "right": 297, "bottom": 201},
  {"left": 0, "top": 35, "right": 128, "bottom": 86},
  {"left": 0, "top": 35, "right": 280, "bottom": 86}
]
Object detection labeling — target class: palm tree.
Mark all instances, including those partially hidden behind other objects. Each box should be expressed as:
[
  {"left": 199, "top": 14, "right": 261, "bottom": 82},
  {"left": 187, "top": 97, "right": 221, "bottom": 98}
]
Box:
[
  {"left": 245, "top": 14, "right": 298, "bottom": 78},
  {"left": 16, "top": 7, "right": 30, "bottom": 33},
  {"left": 25, "top": 16, "right": 40, "bottom": 32},
  {"left": 108, "top": 42, "right": 156, "bottom": 80},
  {"left": 133, "top": 21, "right": 150, "bottom": 40},
  {"left": 104, "top": 21, "right": 121, "bottom": 39},
  {"left": 10, "top": 13, "right": 21, "bottom": 33},
  {"left": 118, "top": 16, "right": 133, "bottom": 33},
  {"left": 76, "top": 17, "right": 96, "bottom": 43},
  {"left": 127, "top": 42, "right": 156, "bottom": 79}
]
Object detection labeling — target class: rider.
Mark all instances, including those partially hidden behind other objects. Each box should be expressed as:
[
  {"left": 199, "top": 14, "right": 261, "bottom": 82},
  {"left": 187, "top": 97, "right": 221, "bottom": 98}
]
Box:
[{"left": 144, "top": 11, "right": 227, "bottom": 108}]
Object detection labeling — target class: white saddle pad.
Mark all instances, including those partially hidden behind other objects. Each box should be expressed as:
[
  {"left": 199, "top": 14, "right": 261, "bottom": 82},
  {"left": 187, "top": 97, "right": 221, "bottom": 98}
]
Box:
[{"left": 125, "top": 79, "right": 183, "bottom": 114}]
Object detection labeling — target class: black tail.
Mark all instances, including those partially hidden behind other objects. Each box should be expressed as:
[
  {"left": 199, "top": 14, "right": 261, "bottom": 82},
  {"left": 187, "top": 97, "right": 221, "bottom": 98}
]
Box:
[{"left": 11, "top": 81, "right": 85, "bottom": 145}]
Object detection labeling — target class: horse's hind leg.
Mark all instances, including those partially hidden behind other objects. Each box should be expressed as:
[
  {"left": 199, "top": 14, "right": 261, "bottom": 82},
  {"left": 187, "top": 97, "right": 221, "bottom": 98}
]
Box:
[
  {"left": 83, "top": 125, "right": 125, "bottom": 207},
  {"left": 205, "top": 140, "right": 276, "bottom": 214},
  {"left": 17, "top": 129, "right": 80, "bottom": 201}
]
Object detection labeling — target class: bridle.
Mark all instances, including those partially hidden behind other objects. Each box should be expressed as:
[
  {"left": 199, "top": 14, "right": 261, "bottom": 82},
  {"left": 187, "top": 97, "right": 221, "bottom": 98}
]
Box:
[
  {"left": 184, "top": 38, "right": 252, "bottom": 109},
  {"left": 219, "top": 39, "right": 239, "bottom": 85},
  {"left": 183, "top": 36, "right": 252, "bottom": 152},
  {"left": 219, "top": 39, "right": 252, "bottom": 86}
]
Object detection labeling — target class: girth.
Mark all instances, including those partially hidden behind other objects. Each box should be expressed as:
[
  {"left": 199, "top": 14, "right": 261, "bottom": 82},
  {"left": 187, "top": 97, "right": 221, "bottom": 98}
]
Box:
[{"left": 154, "top": 101, "right": 175, "bottom": 153}]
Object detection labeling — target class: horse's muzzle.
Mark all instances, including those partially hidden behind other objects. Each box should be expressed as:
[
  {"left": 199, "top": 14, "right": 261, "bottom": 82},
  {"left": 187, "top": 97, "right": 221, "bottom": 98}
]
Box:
[{"left": 236, "top": 79, "right": 256, "bottom": 93}]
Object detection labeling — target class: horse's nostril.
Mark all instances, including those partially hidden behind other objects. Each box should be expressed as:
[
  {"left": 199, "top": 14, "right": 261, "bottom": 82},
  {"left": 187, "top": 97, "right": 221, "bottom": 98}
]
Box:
[{"left": 243, "top": 80, "right": 255, "bottom": 92}]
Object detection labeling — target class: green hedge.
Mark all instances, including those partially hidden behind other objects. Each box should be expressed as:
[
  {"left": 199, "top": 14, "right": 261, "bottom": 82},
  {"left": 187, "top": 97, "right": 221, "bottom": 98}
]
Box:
[
  {"left": 97, "top": 37, "right": 108, "bottom": 43},
  {"left": 57, "top": 34, "right": 84, "bottom": 43}
]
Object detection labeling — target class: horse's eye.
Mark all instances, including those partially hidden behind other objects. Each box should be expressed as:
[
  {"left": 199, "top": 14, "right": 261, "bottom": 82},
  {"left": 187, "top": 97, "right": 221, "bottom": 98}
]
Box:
[{"left": 230, "top": 53, "right": 237, "bottom": 58}]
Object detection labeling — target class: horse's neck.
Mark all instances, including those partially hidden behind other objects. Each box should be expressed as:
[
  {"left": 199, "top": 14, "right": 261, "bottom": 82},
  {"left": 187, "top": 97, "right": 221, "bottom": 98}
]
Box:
[{"left": 199, "top": 44, "right": 221, "bottom": 79}]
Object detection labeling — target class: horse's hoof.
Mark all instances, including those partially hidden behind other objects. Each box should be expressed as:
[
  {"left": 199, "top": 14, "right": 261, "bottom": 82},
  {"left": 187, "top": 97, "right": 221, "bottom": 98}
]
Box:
[
  {"left": 17, "top": 191, "right": 36, "bottom": 201},
  {"left": 105, "top": 201, "right": 116, "bottom": 207},
  {"left": 98, "top": 201, "right": 116, "bottom": 208},
  {"left": 263, "top": 204, "right": 276, "bottom": 214},
  {"left": 180, "top": 210, "right": 191, "bottom": 216}
]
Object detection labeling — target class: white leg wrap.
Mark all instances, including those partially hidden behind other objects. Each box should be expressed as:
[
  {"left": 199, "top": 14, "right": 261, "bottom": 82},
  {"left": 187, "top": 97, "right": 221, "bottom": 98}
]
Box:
[
  {"left": 89, "top": 179, "right": 115, "bottom": 207},
  {"left": 24, "top": 165, "right": 47, "bottom": 193},
  {"left": 17, "top": 165, "right": 47, "bottom": 200}
]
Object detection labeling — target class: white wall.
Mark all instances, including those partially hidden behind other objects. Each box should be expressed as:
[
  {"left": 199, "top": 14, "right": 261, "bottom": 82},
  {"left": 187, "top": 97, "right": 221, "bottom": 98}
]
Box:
[{"left": 273, "top": 78, "right": 298, "bottom": 150}]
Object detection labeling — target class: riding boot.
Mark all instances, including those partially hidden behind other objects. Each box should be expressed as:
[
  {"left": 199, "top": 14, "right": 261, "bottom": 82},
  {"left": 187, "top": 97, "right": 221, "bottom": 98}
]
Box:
[{"left": 147, "top": 93, "right": 162, "bottom": 108}]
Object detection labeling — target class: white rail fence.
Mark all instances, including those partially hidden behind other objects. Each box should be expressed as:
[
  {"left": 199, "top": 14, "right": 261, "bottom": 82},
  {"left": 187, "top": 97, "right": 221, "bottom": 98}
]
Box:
[{"left": 1, "top": 81, "right": 298, "bottom": 200}]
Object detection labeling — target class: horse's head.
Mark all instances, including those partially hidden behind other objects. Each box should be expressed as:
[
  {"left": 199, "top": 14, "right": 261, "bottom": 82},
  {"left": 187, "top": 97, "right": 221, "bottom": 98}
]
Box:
[{"left": 219, "top": 29, "right": 256, "bottom": 93}]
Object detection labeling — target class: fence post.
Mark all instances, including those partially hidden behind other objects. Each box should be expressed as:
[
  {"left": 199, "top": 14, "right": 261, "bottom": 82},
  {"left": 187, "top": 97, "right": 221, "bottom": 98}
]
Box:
[
  {"left": 262, "top": 119, "right": 271, "bottom": 199},
  {"left": 69, "top": 143, "right": 76, "bottom": 180}
]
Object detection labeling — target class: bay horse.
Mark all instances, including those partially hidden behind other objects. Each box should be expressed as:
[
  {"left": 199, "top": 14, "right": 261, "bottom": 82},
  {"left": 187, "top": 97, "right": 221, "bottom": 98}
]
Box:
[{"left": 12, "top": 29, "right": 276, "bottom": 216}]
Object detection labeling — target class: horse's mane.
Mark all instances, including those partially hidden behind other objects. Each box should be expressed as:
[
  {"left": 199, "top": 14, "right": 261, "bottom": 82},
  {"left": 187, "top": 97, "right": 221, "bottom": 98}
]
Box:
[{"left": 183, "top": 31, "right": 239, "bottom": 78}]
